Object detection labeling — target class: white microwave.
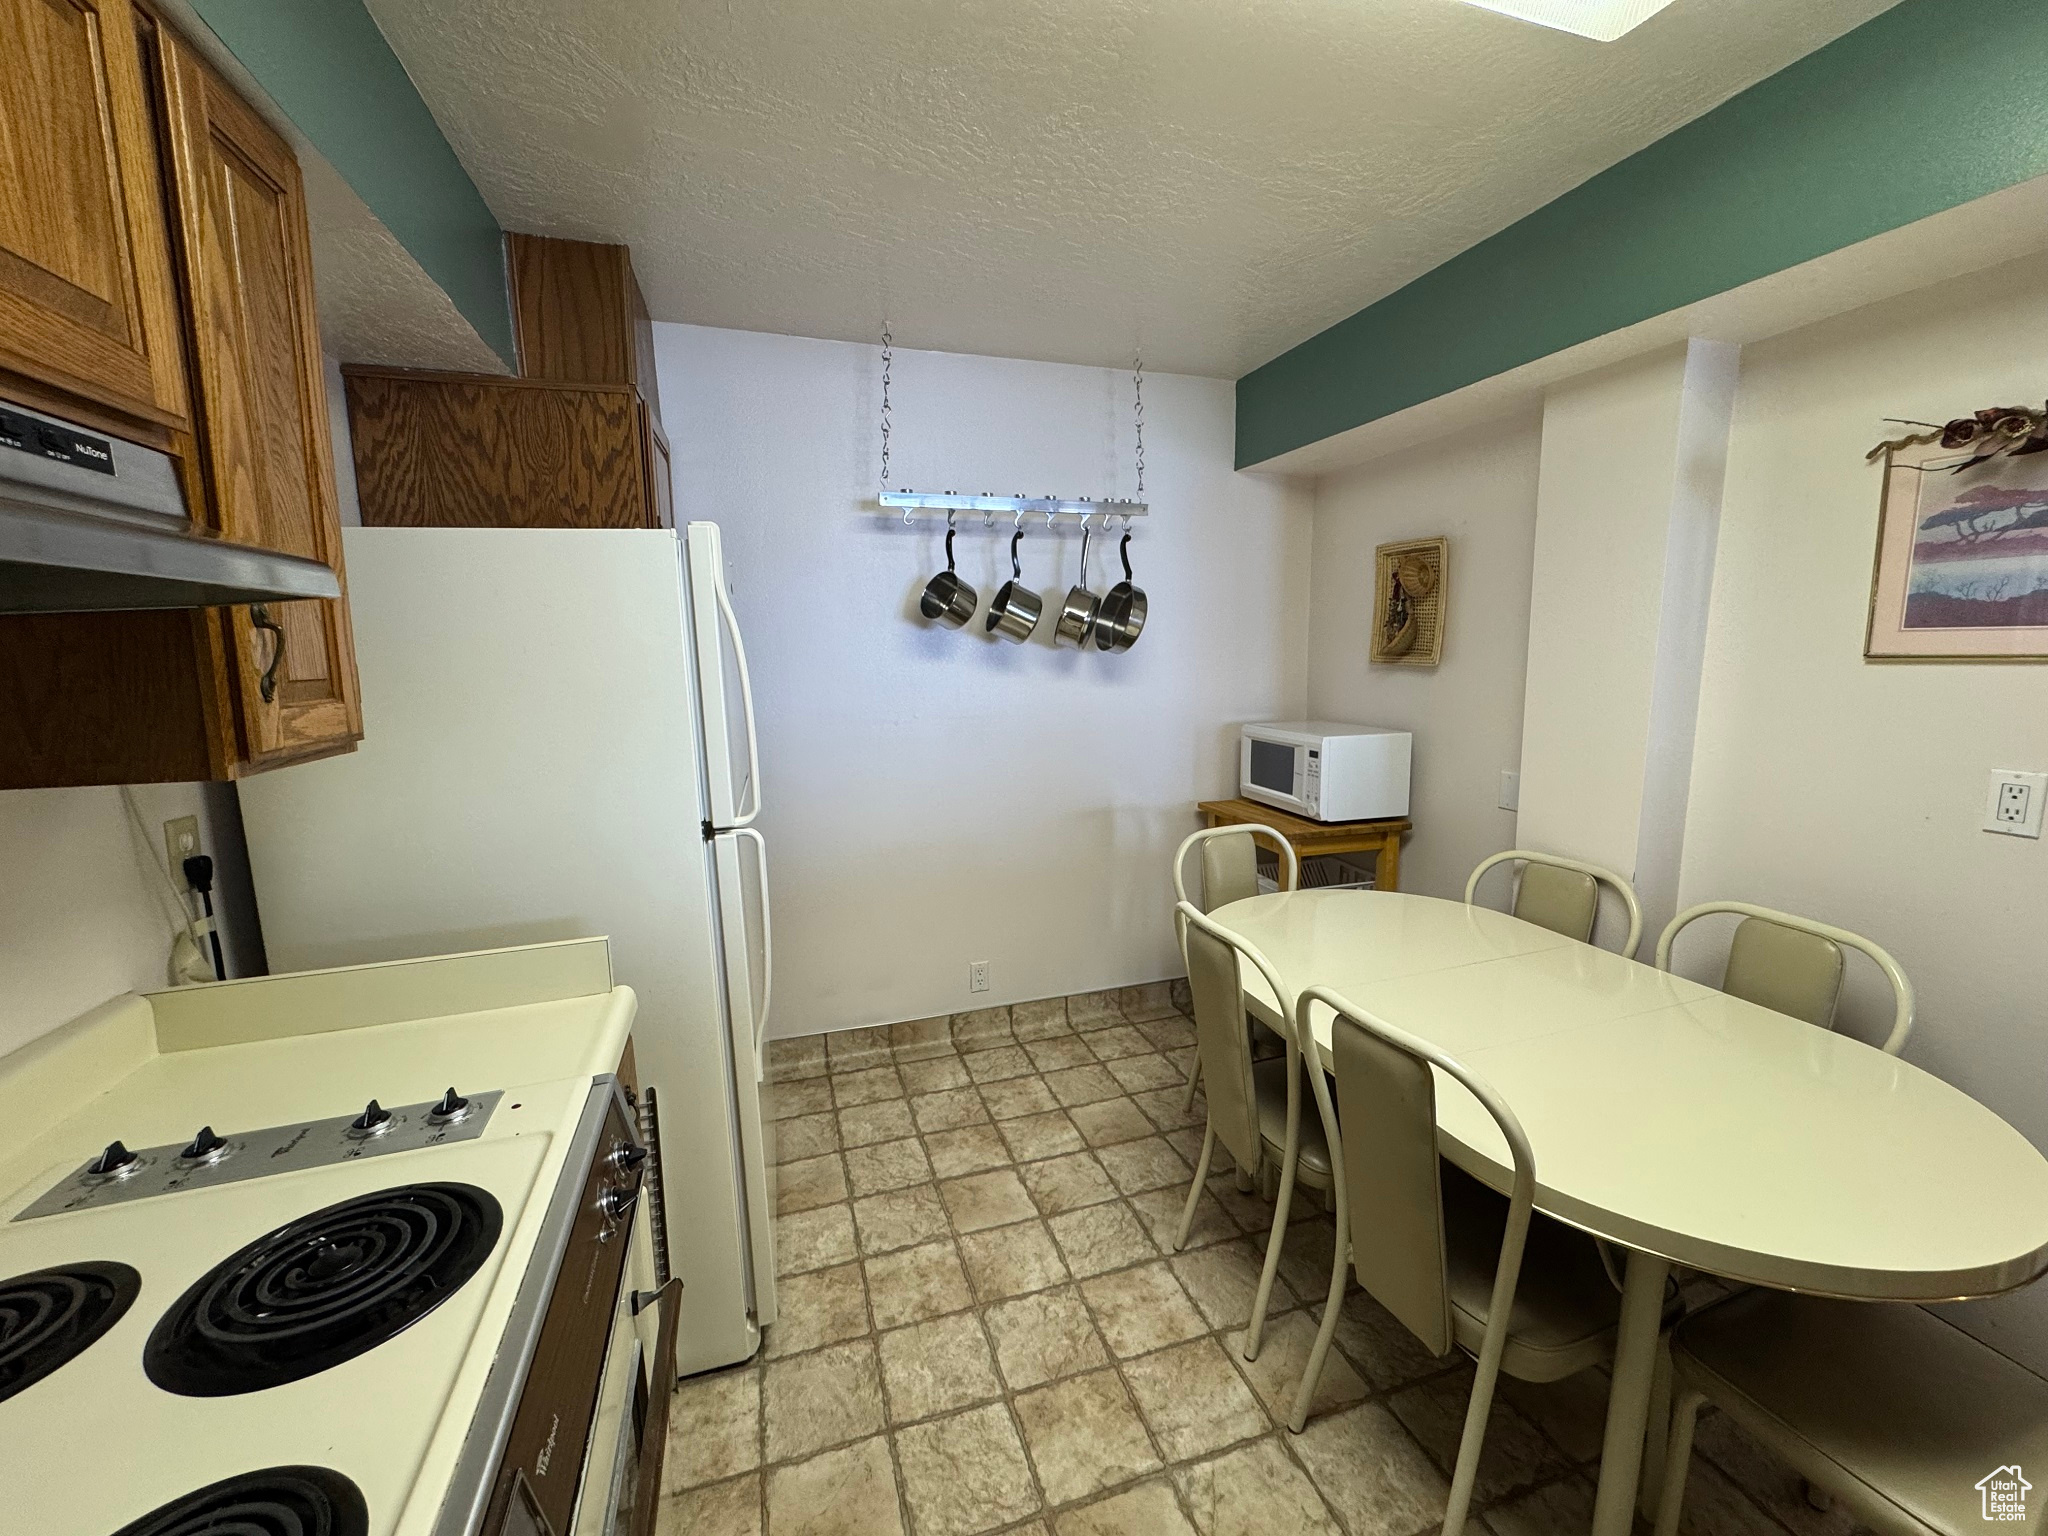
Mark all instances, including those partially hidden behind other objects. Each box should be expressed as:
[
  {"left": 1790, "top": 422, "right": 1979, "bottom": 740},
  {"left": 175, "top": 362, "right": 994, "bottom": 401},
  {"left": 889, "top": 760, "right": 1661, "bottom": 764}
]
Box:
[{"left": 1239, "top": 721, "right": 1412, "bottom": 823}]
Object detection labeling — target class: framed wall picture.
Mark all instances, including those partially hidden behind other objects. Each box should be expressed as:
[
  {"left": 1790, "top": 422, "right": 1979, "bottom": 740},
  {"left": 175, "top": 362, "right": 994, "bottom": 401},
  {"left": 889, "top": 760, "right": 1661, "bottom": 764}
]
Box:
[
  {"left": 1372, "top": 536, "right": 1447, "bottom": 666},
  {"left": 1868, "top": 437, "right": 2048, "bottom": 660}
]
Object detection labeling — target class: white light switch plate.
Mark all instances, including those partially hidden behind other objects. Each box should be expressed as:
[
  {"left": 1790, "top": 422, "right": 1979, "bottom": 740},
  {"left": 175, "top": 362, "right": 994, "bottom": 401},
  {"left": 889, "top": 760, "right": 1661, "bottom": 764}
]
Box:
[
  {"left": 1984, "top": 769, "right": 2047, "bottom": 838},
  {"left": 1498, "top": 770, "right": 1520, "bottom": 812}
]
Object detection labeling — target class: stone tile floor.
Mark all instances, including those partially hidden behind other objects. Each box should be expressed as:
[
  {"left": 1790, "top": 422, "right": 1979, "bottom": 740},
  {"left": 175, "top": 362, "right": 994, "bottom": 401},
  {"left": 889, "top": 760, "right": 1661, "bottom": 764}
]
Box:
[{"left": 657, "top": 985, "right": 1874, "bottom": 1536}]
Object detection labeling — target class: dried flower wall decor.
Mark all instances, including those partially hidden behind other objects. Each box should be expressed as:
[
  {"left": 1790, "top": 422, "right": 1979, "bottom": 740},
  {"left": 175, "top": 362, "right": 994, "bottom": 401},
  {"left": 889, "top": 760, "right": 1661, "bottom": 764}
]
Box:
[
  {"left": 1866, "top": 405, "right": 2048, "bottom": 660},
  {"left": 1371, "top": 537, "right": 1447, "bottom": 666}
]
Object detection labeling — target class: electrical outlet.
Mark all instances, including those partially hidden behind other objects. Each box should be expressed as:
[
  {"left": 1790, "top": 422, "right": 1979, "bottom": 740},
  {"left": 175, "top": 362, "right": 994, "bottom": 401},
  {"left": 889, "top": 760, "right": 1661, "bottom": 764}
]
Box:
[
  {"left": 1498, "top": 770, "right": 1520, "bottom": 813},
  {"left": 163, "top": 815, "right": 199, "bottom": 873},
  {"left": 1984, "top": 770, "right": 2047, "bottom": 839},
  {"left": 968, "top": 960, "right": 991, "bottom": 994}
]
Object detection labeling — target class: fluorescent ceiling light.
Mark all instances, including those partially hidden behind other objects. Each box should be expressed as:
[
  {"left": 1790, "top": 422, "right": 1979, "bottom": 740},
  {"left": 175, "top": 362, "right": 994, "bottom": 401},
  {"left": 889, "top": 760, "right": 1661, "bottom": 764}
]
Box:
[{"left": 1456, "top": 0, "right": 1679, "bottom": 41}]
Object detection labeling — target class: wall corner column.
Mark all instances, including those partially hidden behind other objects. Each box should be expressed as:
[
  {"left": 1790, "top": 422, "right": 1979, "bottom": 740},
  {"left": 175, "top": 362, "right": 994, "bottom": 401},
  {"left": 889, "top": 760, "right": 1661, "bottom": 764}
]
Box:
[{"left": 1515, "top": 339, "right": 1738, "bottom": 951}]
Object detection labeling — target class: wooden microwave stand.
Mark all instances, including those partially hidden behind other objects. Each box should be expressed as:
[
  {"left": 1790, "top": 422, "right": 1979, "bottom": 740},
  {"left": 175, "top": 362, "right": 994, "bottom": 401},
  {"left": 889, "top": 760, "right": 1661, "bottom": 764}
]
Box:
[{"left": 1197, "top": 798, "right": 1410, "bottom": 892}]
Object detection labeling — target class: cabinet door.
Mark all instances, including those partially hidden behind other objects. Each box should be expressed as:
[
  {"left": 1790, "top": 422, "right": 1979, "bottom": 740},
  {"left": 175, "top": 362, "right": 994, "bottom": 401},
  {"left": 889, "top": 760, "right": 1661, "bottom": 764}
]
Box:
[
  {"left": 157, "top": 34, "right": 360, "bottom": 769},
  {"left": 0, "top": 0, "right": 188, "bottom": 429}
]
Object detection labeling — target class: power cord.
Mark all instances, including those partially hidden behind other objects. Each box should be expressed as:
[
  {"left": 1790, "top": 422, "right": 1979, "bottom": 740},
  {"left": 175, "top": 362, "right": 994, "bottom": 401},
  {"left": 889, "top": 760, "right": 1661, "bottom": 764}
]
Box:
[
  {"left": 182, "top": 855, "right": 226, "bottom": 982},
  {"left": 118, "top": 788, "right": 217, "bottom": 986}
]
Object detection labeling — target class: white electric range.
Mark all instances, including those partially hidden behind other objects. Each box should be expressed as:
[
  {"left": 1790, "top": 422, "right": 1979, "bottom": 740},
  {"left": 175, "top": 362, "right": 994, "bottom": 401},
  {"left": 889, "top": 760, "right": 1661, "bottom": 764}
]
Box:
[{"left": 0, "top": 939, "right": 667, "bottom": 1536}]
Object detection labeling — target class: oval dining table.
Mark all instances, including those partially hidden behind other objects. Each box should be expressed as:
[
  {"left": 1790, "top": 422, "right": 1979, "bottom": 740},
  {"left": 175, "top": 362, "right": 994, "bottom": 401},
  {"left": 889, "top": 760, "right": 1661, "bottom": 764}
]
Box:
[{"left": 1210, "top": 888, "right": 2048, "bottom": 1536}]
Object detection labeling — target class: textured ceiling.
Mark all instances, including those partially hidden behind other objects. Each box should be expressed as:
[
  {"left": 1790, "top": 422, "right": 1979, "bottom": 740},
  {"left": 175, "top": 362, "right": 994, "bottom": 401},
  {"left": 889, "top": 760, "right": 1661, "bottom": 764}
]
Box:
[
  {"left": 364, "top": 0, "right": 1899, "bottom": 379},
  {"left": 301, "top": 154, "right": 509, "bottom": 374}
]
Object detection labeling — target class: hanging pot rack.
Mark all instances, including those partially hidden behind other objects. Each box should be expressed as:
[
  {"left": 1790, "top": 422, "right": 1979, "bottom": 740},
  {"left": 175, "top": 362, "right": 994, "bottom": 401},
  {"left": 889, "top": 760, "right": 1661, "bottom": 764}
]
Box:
[
  {"left": 870, "top": 328, "right": 1149, "bottom": 530},
  {"left": 880, "top": 491, "right": 1146, "bottom": 523}
]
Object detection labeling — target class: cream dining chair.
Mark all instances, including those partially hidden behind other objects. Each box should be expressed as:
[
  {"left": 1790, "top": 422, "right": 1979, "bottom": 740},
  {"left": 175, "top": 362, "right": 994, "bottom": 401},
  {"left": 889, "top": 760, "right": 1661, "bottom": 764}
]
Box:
[
  {"left": 1465, "top": 849, "right": 1644, "bottom": 956},
  {"left": 1286, "top": 984, "right": 1623, "bottom": 1536},
  {"left": 1654, "top": 900, "right": 1915, "bottom": 1054},
  {"left": 1172, "top": 826, "right": 1300, "bottom": 1114},
  {"left": 1170, "top": 901, "right": 1326, "bottom": 1363},
  {"left": 1654, "top": 1291, "right": 2048, "bottom": 1536}
]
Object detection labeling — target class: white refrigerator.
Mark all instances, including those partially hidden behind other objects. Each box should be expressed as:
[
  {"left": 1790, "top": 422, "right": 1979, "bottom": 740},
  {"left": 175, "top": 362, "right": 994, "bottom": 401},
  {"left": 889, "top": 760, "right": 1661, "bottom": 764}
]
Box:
[{"left": 238, "top": 523, "right": 777, "bottom": 1377}]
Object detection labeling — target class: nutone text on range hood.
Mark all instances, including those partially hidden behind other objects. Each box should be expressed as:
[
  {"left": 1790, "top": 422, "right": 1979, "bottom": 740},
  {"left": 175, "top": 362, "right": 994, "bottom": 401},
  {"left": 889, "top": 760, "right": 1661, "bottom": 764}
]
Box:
[{"left": 0, "top": 401, "right": 341, "bottom": 614}]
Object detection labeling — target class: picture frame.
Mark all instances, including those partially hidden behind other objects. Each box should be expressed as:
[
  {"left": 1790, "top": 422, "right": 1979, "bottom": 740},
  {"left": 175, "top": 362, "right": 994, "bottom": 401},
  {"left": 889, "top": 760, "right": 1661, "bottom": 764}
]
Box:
[
  {"left": 1867, "top": 438, "right": 2048, "bottom": 661},
  {"left": 1371, "top": 536, "right": 1447, "bottom": 667}
]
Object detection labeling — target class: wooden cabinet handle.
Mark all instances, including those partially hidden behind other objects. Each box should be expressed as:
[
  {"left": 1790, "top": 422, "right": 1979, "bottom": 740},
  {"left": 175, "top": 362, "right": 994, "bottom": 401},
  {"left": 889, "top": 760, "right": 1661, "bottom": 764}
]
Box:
[{"left": 250, "top": 604, "right": 285, "bottom": 703}]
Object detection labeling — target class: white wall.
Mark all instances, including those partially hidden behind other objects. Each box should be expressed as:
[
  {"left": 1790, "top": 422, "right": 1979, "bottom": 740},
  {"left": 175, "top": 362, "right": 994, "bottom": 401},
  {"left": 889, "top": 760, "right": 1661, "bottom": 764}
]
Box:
[
  {"left": 1681, "top": 251, "right": 2048, "bottom": 1368},
  {"left": 0, "top": 782, "right": 258, "bottom": 1060},
  {"left": 1304, "top": 417, "right": 1541, "bottom": 900},
  {"left": 1518, "top": 347, "right": 1691, "bottom": 878},
  {"left": 654, "top": 325, "right": 1312, "bottom": 1037}
]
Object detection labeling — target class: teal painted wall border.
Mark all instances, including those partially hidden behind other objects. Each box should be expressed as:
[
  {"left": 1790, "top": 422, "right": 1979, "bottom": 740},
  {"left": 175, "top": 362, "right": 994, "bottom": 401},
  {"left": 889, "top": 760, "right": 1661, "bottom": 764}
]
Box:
[
  {"left": 184, "top": 0, "right": 515, "bottom": 368},
  {"left": 1235, "top": 0, "right": 2048, "bottom": 468}
]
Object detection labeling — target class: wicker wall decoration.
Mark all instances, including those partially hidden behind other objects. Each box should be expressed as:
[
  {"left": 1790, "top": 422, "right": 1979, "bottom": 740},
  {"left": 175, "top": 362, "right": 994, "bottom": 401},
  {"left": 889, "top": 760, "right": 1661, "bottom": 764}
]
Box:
[{"left": 1371, "top": 536, "right": 1447, "bottom": 666}]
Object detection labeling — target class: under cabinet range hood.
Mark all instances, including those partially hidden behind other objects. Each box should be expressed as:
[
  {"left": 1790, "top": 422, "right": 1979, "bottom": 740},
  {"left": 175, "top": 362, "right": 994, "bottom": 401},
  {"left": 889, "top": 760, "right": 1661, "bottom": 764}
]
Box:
[{"left": 0, "top": 401, "right": 341, "bottom": 614}]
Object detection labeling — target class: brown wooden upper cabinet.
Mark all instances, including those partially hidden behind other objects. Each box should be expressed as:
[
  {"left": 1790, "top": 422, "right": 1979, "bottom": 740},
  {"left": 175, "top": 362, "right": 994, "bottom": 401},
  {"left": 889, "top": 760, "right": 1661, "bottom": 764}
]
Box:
[
  {"left": 0, "top": 5, "right": 360, "bottom": 788},
  {"left": 0, "top": 0, "right": 191, "bottom": 437},
  {"left": 155, "top": 27, "right": 359, "bottom": 768},
  {"left": 345, "top": 232, "right": 673, "bottom": 531},
  {"left": 509, "top": 233, "right": 662, "bottom": 405}
]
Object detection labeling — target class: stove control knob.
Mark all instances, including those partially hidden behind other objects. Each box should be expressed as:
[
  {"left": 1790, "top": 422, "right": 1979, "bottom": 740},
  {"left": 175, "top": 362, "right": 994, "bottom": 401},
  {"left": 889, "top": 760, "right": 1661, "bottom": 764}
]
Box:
[
  {"left": 87, "top": 1141, "right": 139, "bottom": 1178},
  {"left": 348, "top": 1100, "right": 394, "bottom": 1137},
  {"left": 178, "top": 1126, "right": 228, "bottom": 1163},
  {"left": 609, "top": 1142, "right": 650, "bottom": 1176},
  {"left": 599, "top": 1184, "right": 641, "bottom": 1222},
  {"left": 427, "top": 1087, "right": 471, "bottom": 1125}
]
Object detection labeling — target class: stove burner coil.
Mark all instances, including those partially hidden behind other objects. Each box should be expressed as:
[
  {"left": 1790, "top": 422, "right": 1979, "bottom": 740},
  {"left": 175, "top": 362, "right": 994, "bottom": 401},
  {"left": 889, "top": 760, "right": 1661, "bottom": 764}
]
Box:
[
  {"left": 143, "top": 1182, "right": 501, "bottom": 1397},
  {"left": 110, "top": 1466, "right": 368, "bottom": 1536},
  {"left": 0, "top": 1260, "right": 140, "bottom": 1403}
]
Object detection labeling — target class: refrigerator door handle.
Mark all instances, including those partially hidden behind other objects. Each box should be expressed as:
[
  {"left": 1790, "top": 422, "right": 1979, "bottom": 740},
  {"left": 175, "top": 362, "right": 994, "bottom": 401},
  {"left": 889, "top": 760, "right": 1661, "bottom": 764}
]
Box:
[
  {"left": 730, "top": 825, "right": 772, "bottom": 1059},
  {"left": 713, "top": 570, "right": 763, "bottom": 828}
]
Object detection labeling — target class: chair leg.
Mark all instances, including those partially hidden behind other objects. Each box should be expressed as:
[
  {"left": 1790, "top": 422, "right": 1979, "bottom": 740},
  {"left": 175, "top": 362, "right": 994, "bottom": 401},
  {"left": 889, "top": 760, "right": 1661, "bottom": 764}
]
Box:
[
  {"left": 1441, "top": 1336, "right": 1505, "bottom": 1536},
  {"left": 1172, "top": 1123, "right": 1218, "bottom": 1253},
  {"left": 1651, "top": 1389, "right": 1706, "bottom": 1536},
  {"left": 1182, "top": 1056, "right": 1203, "bottom": 1113},
  {"left": 1286, "top": 1195, "right": 1348, "bottom": 1433},
  {"left": 1244, "top": 1147, "right": 1299, "bottom": 1362}
]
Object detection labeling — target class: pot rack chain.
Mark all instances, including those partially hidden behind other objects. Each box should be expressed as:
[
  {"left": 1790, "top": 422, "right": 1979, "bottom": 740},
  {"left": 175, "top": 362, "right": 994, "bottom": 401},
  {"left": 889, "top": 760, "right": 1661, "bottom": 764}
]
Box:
[
  {"left": 1134, "top": 352, "right": 1145, "bottom": 498},
  {"left": 878, "top": 324, "right": 893, "bottom": 494},
  {"left": 872, "top": 323, "right": 1149, "bottom": 526}
]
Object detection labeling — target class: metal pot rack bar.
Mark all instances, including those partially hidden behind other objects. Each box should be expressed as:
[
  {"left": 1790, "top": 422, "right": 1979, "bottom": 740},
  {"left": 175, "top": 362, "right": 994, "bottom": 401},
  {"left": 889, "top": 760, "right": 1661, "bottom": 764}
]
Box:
[{"left": 879, "top": 490, "right": 1147, "bottom": 527}]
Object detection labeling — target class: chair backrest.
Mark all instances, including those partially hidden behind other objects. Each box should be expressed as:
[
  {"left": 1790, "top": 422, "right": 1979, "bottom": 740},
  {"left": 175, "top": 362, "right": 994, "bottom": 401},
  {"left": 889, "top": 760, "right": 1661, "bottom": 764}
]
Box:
[
  {"left": 1464, "top": 849, "right": 1643, "bottom": 958},
  {"left": 1297, "top": 984, "right": 1537, "bottom": 1366},
  {"left": 1175, "top": 901, "right": 1294, "bottom": 1176},
  {"left": 1655, "top": 900, "right": 1914, "bottom": 1055},
  {"left": 1172, "top": 825, "right": 1299, "bottom": 914}
]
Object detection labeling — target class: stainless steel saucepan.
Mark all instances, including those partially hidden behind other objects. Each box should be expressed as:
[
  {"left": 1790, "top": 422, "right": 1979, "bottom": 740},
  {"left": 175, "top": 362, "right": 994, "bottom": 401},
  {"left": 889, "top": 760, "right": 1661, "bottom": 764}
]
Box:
[
  {"left": 918, "top": 517, "right": 977, "bottom": 628},
  {"left": 985, "top": 522, "right": 1043, "bottom": 642},
  {"left": 1094, "top": 524, "right": 1147, "bottom": 652},
  {"left": 1053, "top": 521, "right": 1101, "bottom": 648}
]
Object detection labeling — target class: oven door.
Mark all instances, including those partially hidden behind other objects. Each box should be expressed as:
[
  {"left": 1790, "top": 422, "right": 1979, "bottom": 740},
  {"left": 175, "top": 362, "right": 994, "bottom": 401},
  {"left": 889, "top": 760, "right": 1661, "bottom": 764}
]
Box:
[
  {"left": 572, "top": 1195, "right": 680, "bottom": 1536},
  {"left": 1240, "top": 732, "right": 1309, "bottom": 815}
]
